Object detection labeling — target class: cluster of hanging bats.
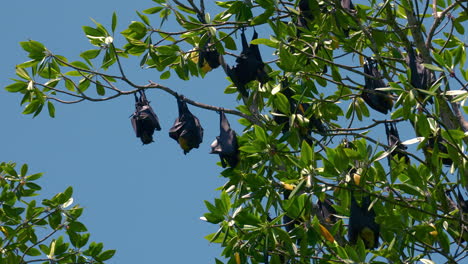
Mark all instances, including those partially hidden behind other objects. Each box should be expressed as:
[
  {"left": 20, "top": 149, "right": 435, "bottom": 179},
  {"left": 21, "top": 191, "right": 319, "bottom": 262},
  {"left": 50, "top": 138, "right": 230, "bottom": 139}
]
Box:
[{"left": 129, "top": 0, "right": 468, "bottom": 251}]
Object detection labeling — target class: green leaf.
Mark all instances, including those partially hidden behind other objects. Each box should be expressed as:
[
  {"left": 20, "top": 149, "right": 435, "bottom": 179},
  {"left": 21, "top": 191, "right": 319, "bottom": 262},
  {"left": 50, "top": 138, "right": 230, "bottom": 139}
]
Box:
[
  {"left": 23, "top": 100, "right": 41, "bottom": 115},
  {"left": 254, "top": 125, "right": 268, "bottom": 143},
  {"left": 5, "top": 82, "right": 27, "bottom": 92},
  {"left": 421, "top": 63, "right": 444, "bottom": 72},
  {"left": 96, "top": 81, "right": 105, "bottom": 96},
  {"left": 137, "top": 11, "right": 151, "bottom": 26},
  {"left": 16, "top": 67, "right": 31, "bottom": 80},
  {"left": 112, "top": 12, "right": 117, "bottom": 33},
  {"left": 250, "top": 38, "right": 278, "bottom": 48},
  {"left": 69, "top": 221, "right": 88, "bottom": 232},
  {"left": 218, "top": 31, "right": 236, "bottom": 50},
  {"left": 27, "top": 173, "right": 43, "bottom": 181},
  {"left": 20, "top": 163, "right": 28, "bottom": 176},
  {"left": 24, "top": 248, "right": 41, "bottom": 256},
  {"left": 160, "top": 71, "right": 171, "bottom": 79},
  {"left": 251, "top": 8, "right": 274, "bottom": 25},
  {"left": 70, "top": 61, "right": 90, "bottom": 70},
  {"left": 300, "top": 141, "right": 313, "bottom": 165},
  {"left": 273, "top": 92, "right": 290, "bottom": 115},
  {"left": 83, "top": 26, "right": 105, "bottom": 37},
  {"left": 97, "top": 250, "right": 116, "bottom": 261},
  {"left": 47, "top": 101, "right": 55, "bottom": 118},
  {"left": 80, "top": 49, "right": 101, "bottom": 60},
  {"left": 143, "top": 6, "right": 164, "bottom": 14}
]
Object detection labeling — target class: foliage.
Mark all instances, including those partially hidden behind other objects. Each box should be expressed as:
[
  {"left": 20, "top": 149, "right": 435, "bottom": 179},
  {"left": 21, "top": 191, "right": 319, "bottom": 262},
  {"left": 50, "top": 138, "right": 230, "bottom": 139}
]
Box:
[
  {"left": 0, "top": 162, "right": 115, "bottom": 263},
  {"left": 4, "top": 0, "right": 468, "bottom": 263}
]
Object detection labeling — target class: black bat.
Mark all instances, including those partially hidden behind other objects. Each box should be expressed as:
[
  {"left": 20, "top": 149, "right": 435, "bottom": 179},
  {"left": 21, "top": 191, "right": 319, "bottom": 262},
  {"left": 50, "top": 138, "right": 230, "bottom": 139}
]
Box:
[
  {"left": 169, "top": 97, "right": 204, "bottom": 154},
  {"left": 210, "top": 111, "right": 240, "bottom": 168},
  {"left": 227, "top": 29, "right": 268, "bottom": 97},
  {"left": 130, "top": 90, "right": 161, "bottom": 145},
  {"left": 282, "top": 190, "right": 300, "bottom": 233},
  {"left": 348, "top": 195, "right": 380, "bottom": 249},
  {"left": 406, "top": 47, "right": 436, "bottom": 103},
  {"left": 362, "top": 58, "right": 393, "bottom": 114},
  {"left": 198, "top": 39, "right": 220, "bottom": 73},
  {"left": 317, "top": 198, "right": 337, "bottom": 224},
  {"left": 445, "top": 189, "right": 468, "bottom": 243},
  {"left": 427, "top": 136, "right": 452, "bottom": 166},
  {"left": 385, "top": 122, "right": 409, "bottom": 163},
  {"left": 273, "top": 81, "right": 326, "bottom": 137}
]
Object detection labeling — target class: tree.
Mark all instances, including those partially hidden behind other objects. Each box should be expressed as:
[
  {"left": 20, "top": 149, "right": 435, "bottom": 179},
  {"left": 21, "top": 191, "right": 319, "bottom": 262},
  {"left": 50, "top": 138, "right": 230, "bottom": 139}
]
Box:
[
  {"left": 0, "top": 162, "right": 115, "bottom": 263},
  {"left": 4, "top": 0, "right": 468, "bottom": 263}
]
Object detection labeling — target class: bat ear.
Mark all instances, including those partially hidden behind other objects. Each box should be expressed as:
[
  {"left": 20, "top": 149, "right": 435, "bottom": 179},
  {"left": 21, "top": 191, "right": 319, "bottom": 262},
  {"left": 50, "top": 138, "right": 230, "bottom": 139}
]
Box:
[
  {"left": 240, "top": 27, "right": 248, "bottom": 51},
  {"left": 252, "top": 29, "right": 258, "bottom": 40}
]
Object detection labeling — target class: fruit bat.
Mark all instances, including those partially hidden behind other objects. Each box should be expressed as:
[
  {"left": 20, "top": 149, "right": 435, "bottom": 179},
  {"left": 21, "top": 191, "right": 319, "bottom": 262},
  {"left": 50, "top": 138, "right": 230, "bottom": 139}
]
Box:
[
  {"left": 130, "top": 90, "right": 161, "bottom": 145},
  {"left": 426, "top": 136, "right": 452, "bottom": 166},
  {"left": 362, "top": 59, "right": 393, "bottom": 114},
  {"left": 297, "top": 0, "right": 316, "bottom": 29},
  {"left": 297, "top": 0, "right": 354, "bottom": 30},
  {"left": 348, "top": 195, "right": 380, "bottom": 249},
  {"left": 317, "top": 198, "right": 337, "bottom": 224},
  {"left": 198, "top": 40, "right": 220, "bottom": 73},
  {"left": 210, "top": 111, "right": 240, "bottom": 168},
  {"left": 169, "top": 97, "right": 204, "bottom": 154},
  {"left": 272, "top": 82, "right": 326, "bottom": 136},
  {"left": 385, "top": 122, "right": 409, "bottom": 163},
  {"left": 445, "top": 189, "right": 468, "bottom": 243},
  {"left": 282, "top": 190, "right": 298, "bottom": 233},
  {"left": 227, "top": 29, "right": 269, "bottom": 97},
  {"left": 406, "top": 47, "right": 436, "bottom": 103}
]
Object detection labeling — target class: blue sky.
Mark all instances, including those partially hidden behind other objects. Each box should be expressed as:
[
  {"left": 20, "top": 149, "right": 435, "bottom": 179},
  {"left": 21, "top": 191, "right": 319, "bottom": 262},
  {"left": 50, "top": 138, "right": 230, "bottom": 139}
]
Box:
[{"left": 0, "top": 1, "right": 242, "bottom": 263}]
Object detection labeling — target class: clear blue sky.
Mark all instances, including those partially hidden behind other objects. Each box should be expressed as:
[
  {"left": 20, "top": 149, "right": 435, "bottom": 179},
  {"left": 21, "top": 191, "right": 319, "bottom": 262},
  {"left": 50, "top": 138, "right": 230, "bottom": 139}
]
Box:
[{"left": 0, "top": 1, "right": 243, "bottom": 263}]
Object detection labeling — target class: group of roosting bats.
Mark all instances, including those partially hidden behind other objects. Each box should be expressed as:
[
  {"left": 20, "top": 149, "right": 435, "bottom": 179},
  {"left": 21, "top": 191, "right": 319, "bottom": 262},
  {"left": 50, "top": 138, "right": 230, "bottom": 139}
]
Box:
[{"left": 129, "top": 0, "right": 468, "bottom": 250}]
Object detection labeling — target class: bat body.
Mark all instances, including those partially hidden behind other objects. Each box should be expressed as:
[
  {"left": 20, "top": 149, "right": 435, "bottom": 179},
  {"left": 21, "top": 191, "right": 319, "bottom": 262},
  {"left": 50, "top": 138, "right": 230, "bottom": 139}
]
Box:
[
  {"left": 210, "top": 111, "right": 240, "bottom": 168},
  {"left": 273, "top": 84, "right": 326, "bottom": 137},
  {"left": 348, "top": 195, "right": 380, "bottom": 249},
  {"left": 169, "top": 98, "right": 204, "bottom": 154},
  {"left": 227, "top": 29, "right": 268, "bottom": 97},
  {"left": 298, "top": 0, "right": 355, "bottom": 36},
  {"left": 198, "top": 41, "right": 220, "bottom": 73},
  {"left": 406, "top": 47, "right": 436, "bottom": 103},
  {"left": 385, "top": 122, "right": 409, "bottom": 163},
  {"left": 362, "top": 59, "right": 393, "bottom": 114},
  {"left": 317, "top": 198, "right": 337, "bottom": 224},
  {"left": 426, "top": 136, "right": 452, "bottom": 166},
  {"left": 130, "top": 90, "right": 161, "bottom": 145}
]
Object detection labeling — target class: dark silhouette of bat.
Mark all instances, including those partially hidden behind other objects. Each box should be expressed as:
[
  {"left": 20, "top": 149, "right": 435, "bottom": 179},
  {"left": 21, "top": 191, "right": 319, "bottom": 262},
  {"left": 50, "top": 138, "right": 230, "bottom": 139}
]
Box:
[
  {"left": 273, "top": 82, "right": 326, "bottom": 139},
  {"left": 198, "top": 39, "right": 220, "bottom": 73},
  {"left": 317, "top": 198, "right": 337, "bottom": 224},
  {"left": 426, "top": 136, "right": 452, "bottom": 166},
  {"left": 210, "top": 111, "right": 240, "bottom": 168},
  {"left": 130, "top": 90, "right": 161, "bottom": 145},
  {"left": 169, "top": 97, "right": 204, "bottom": 154},
  {"left": 362, "top": 59, "right": 393, "bottom": 114},
  {"left": 385, "top": 122, "right": 409, "bottom": 163},
  {"left": 298, "top": 0, "right": 355, "bottom": 36},
  {"left": 445, "top": 189, "right": 468, "bottom": 243},
  {"left": 227, "top": 29, "right": 268, "bottom": 97},
  {"left": 406, "top": 47, "right": 436, "bottom": 103},
  {"left": 348, "top": 195, "right": 380, "bottom": 249}
]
